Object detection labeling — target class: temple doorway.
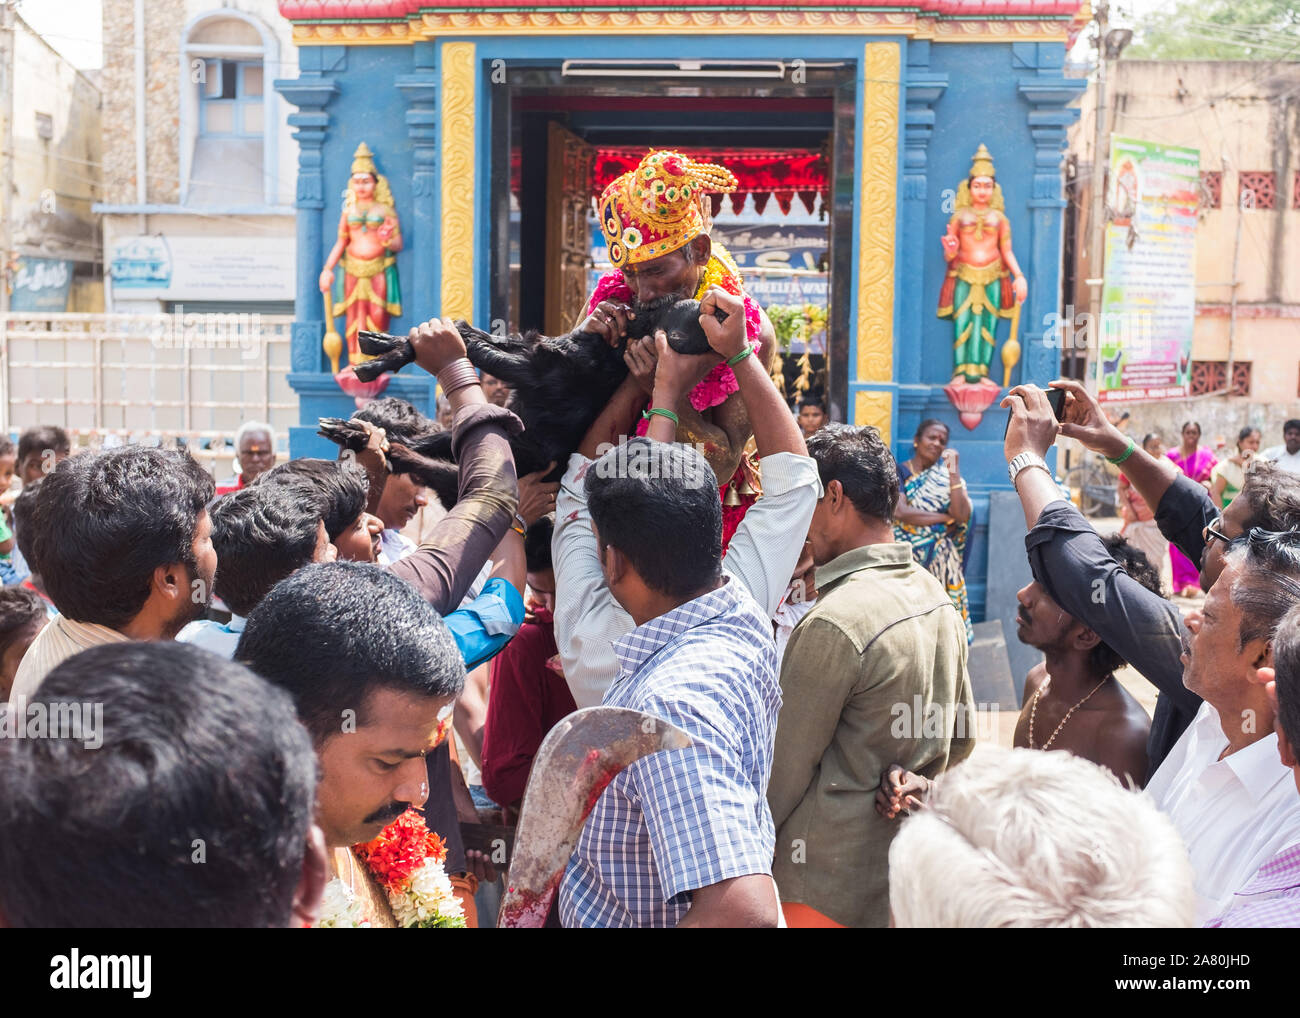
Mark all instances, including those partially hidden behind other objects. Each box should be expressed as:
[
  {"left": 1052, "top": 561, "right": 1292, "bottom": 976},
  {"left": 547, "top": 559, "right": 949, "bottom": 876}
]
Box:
[{"left": 489, "top": 63, "right": 856, "bottom": 420}]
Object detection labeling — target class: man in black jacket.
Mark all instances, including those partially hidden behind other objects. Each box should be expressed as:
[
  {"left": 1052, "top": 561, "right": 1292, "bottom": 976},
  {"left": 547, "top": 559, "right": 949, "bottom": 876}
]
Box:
[{"left": 1001, "top": 380, "right": 1300, "bottom": 768}]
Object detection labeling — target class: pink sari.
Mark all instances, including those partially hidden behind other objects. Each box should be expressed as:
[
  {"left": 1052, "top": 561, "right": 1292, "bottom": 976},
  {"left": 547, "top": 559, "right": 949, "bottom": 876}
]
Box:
[{"left": 1167, "top": 446, "right": 1217, "bottom": 590}]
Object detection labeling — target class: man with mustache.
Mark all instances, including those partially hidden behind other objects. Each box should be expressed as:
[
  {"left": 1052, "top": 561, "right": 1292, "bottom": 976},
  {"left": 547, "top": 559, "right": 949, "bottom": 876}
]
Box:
[
  {"left": 1009, "top": 533, "right": 1158, "bottom": 787},
  {"left": 579, "top": 150, "right": 778, "bottom": 547},
  {"left": 237, "top": 562, "right": 465, "bottom": 927}
]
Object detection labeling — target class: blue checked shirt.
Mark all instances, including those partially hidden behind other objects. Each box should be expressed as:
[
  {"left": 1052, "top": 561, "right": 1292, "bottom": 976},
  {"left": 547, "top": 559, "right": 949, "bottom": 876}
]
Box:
[{"left": 558, "top": 577, "right": 781, "bottom": 928}]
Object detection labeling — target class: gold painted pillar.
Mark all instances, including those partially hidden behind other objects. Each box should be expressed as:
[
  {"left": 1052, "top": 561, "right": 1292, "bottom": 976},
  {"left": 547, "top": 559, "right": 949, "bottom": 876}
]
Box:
[
  {"left": 853, "top": 41, "right": 901, "bottom": 444},
  {"left": 440, "top": 42, "right": 476, "bottom": 321}
]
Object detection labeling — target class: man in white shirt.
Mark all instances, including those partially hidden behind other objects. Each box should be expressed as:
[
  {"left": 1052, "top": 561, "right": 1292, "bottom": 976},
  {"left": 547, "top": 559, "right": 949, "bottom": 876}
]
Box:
[
  {"left": 552, "top": 288, "right": 821, "bottom": 708},
  {"left": 1144, "top": 528, "right": 1300, "bottom": 922},
  {"left": 1260, "top": 419, "right": 1300, "bottom": 474},
  {"left": 9, "top": 446, "right": 218, "bottom": 703}
]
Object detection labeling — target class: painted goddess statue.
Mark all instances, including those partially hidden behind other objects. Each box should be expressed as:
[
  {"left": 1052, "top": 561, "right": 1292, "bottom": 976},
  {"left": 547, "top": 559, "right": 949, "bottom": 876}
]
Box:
[
  {"left": 319, "top": 142, "right": 402, "bottom": 396},
  {"left": 937, "top": 144, "right": 1027, "bottom": 429}
]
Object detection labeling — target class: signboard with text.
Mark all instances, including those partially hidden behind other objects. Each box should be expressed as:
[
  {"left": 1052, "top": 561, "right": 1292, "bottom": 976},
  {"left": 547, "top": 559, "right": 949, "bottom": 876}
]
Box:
[
  {"left": 12, "top": 258, "right": 73, "bottom": 312},
  {"left": 109, "top": 235, "right": 294, "bottom": 302},
  {"left": 1096, "top": 135, "right": 1199, "bottom": 403}
]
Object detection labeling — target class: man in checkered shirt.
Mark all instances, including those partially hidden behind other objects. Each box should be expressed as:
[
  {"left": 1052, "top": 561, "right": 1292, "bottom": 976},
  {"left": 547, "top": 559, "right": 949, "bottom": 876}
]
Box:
[{"left": 556, "top": 296, "right": 818, "bottom": 927}]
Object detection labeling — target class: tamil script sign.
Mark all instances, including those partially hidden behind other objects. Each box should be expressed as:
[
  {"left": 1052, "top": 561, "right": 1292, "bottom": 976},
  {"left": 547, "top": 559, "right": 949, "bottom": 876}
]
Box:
[
  {"left": 1096, "top": 135, "right": 1199, "bottom": 403},
  {"left": 12, "top": 258, "right": 73, "bottom": 312}
]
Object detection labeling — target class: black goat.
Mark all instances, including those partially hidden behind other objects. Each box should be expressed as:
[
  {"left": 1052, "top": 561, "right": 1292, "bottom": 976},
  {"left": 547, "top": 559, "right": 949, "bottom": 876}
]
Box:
[{"left": 351, "top": 299, "right": 719, "bottom": 479}]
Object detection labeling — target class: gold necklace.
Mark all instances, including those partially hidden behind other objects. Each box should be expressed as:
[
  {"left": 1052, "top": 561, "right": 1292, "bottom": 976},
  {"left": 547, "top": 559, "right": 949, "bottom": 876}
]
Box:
[{"left": 1028, "top": 676, "right": 1108, "bottom": 750}]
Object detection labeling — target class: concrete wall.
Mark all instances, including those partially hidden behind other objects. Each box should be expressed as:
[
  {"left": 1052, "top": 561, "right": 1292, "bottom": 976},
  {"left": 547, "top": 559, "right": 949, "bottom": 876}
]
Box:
[
  {"left": 1069, "top": 60, "right": 1300, "bottom": 420},
  {"left": 11, "top": 17, "right": 101, "bottom": 270}
]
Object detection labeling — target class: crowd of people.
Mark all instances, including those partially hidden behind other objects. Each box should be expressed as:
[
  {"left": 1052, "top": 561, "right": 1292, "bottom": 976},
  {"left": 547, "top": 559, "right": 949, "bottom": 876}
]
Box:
[
  {"left": 1, "top": 302, "right": 1298, "bottom": 928},
  {"left": 2, "top": 145, "right": 1299, "bottom": 929}
]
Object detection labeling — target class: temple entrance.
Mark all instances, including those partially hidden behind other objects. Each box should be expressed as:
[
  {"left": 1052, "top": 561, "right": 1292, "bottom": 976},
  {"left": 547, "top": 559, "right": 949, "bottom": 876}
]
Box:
[{"left": 489, "top": 64, "right": 856, "bottom": 420}]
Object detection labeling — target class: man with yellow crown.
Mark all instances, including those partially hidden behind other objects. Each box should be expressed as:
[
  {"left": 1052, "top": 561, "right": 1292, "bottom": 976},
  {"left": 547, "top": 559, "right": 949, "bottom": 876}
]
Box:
[{"left": 579, "top": 149, "right": 777, "bottom": 546}]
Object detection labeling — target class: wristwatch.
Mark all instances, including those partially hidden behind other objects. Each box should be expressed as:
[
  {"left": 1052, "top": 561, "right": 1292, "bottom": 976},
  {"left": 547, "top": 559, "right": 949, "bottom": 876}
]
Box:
[{"left": 1008, "top": 451, "right": 1051, "bottom": 486}]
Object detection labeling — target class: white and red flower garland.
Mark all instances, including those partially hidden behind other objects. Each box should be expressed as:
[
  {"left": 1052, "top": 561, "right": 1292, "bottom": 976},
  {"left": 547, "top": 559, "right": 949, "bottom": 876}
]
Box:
[{"left": 316, "top": 810, "right": 465, "bottom": 929}]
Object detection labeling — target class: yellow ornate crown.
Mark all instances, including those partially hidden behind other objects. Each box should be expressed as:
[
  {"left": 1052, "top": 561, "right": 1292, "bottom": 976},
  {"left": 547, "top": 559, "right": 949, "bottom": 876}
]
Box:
[
  {"left": 351, "top": 142, "right": 377, "bottom": 178},
  {"left": 598, "top": 150, "right": 739, "bottom": 270},
  {"left": 969, "top": 143, "right": 996, "bottom": 179},
  {"left": 344, "top": 142, "right": 394, "bottom": 209},
  {"left": 954, "top": 143, "right": 1004, "bottom": 211}
]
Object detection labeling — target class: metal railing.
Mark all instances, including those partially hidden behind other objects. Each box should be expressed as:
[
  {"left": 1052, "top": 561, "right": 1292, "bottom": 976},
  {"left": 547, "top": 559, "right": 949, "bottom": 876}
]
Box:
[{"left": 1, "top": 312, "right": 298, "bottom": 474}]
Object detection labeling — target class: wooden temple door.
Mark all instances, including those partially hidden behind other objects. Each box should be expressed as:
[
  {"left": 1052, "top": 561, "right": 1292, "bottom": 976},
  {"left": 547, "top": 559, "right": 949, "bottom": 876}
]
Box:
[{"left": 544, "top": 121, "right": 595, "bottom": 336}]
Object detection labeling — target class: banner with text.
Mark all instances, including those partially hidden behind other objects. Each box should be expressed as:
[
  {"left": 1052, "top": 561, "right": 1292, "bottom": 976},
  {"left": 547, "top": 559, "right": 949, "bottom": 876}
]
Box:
[{"left": 1096, "top": 135, "right": 1199, "bottom": 403}]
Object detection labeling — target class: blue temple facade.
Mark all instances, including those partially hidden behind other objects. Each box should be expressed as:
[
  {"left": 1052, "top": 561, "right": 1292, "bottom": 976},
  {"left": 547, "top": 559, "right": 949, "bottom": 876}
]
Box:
[{"left": 274, "top": 0, "right": 1086, "bottom": 624}]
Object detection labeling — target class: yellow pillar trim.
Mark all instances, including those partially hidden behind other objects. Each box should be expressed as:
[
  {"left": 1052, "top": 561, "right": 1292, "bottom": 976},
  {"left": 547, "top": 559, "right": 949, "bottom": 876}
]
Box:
[
  {"left": 856, "top": 42, "right": 899, "bottom": 385},
  {"left": 440, "top": 42, "right": 476, "bottom": 321},
  {"left": 854, "top": 390, "right": 893, "bottom": 446}
]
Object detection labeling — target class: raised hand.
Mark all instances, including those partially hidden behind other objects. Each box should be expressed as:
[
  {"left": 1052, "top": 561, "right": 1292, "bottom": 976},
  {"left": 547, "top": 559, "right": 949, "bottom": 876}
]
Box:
[
  {"left": 409, "top": 317, "right": 469, "bottom": 377},
  {"left": 698, "top": 286, "right": 746, "bottom": 361},
  {"left": 579, "top": 300, "right": 634, "bottom": 348},
  {"left": 1051, "top": 379, "right": 1129, "bottom": 461}
]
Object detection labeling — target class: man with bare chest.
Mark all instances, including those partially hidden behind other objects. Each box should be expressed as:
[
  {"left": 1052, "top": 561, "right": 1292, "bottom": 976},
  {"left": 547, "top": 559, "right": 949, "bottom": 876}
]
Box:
[{"left": 1011, "top": 533, "right": 1156, "bottom": 787}]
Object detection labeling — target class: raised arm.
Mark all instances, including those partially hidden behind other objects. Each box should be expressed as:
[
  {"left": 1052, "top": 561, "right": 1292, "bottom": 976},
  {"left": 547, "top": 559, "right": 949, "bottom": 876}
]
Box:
[
  {"left": 1003, "top": 384, "right": 1200, "bottom": 717},
  {"left": 386, "top": 318, "right": 522, "bottom": 614},
  {"left": 1052, "top": 379, "right": 1214, "bottom": 565},
  {"left": 698, "top": 288, "right": 805, "bottom": 460}
]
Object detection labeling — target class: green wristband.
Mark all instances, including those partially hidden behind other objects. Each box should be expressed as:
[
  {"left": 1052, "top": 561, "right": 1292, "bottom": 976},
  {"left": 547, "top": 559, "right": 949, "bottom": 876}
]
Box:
[
  {"left": 642, "top": 407, "right": 680, "bottom": 427},
  {"left": 726, "top": 346, "right": 754, "bottom": 367},
  {"left": 1106, "top": 437, "right": 1137, "bottom": 466}
]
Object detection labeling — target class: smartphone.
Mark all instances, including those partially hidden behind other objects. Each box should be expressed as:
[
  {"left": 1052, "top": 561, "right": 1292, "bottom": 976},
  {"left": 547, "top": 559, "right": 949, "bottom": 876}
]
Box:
[{"left": 1004, "top": 386, "right": 1066, "bottom": 439}]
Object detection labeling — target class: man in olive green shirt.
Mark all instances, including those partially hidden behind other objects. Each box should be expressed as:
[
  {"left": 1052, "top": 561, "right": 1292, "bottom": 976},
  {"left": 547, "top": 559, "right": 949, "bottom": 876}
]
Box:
[{"left": 769, "top": 424, "right": 974, "bottom": 927}]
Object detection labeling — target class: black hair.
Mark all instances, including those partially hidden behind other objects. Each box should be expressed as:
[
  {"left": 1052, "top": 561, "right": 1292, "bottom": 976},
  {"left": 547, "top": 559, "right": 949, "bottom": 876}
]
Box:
[
  {"left": 1229, "top": 528, "right": 1300, "bottom": 651},
  {"left": 0, "top": 586, "right": 44, "bottom": 654},
  {"left": 1241, "top": 460, "right": 1300, "bottom": 534},
  {"left": 1179, "top": 420, "right": 1202, "bottom": 435},
  {"left": 584, "top": 437, "right": 721, "bottom": 599},
  {"left": 0, "top": 437, "right": 13, "bottom": 459},
  {"left": 806, "top": 423, "right": 900, "bottom": 524},
  {"left": 236, "top": 561, "right": 465, "bottom": 744},
  {"left": 11, "top": 479, "right": 41, "bottom": 568},
  {"left": 1272, "top": 602, "right": 1300, "bottom": 754},
  {"left": 525, "top": 514, "right": 555, "bottom": 574},
  {"left": 210, "top": 481, "right": 323, "bottom": 617},
  {"left": 31, "top": 447, "right": 215, "bottom": 627},
  {"left": 1285, "top": 419, "right": 1300, "bottom": 433},
  {"left": 1088, "top": 535, "right": 1163, "bottom": 675},
  {"left": 914, "top": 418, "right": 950, "bottom": 441},
  {"left": 258, "top": 458, "right": 367, "bottom": 543},
  {"left": 1141, "top": 432, "right": 1162, "bottom": 450},
  {"left": 351, "top": 397, "right": 436, "bottom": 446},
  {"left": 0, "top": 642, "right": 317, "bottom": 927},
  {"left": 16, "top": 425, "right": 69, "bottom": 466},
  {"left": 799, "top": 397, "right": 826, "bottom": 412},
  {"left": 1237, "top": 426, "right": 1261, "bottom": 449}
]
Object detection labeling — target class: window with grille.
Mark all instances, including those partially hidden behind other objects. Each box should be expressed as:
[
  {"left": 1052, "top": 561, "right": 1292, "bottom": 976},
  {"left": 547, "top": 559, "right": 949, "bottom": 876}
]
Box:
[
  {"left": 1190, "top": 360, "right": 1251, "bottom": 396},
  {"left": 1239, "top": 172, "right": 1276, "bottom": 210},
  {"left": 1199, "top": 171, "right": 1222, "bottom": 209}
]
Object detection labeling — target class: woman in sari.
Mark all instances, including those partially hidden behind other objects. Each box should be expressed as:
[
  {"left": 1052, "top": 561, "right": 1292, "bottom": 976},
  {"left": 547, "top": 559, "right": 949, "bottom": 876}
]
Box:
[
  {"left": 1167, "top": 420, "right": 1217, "bottom": 597},
  {"left": 894, "top": 419, "right": 973, "bottom": 644},
  {"left": 1210, "top": 426, "right": 1260, "bottom": 509}
]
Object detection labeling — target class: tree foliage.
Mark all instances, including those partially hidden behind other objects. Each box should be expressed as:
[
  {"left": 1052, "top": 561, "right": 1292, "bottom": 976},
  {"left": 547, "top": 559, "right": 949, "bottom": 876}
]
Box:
[{"left": 1124, "top": 0, "right": 1300, "bottom": 61}]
